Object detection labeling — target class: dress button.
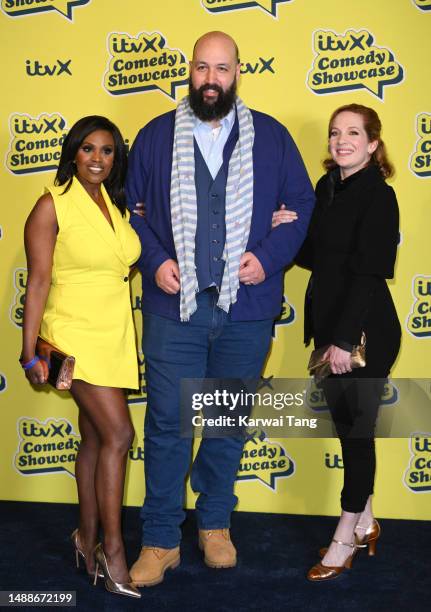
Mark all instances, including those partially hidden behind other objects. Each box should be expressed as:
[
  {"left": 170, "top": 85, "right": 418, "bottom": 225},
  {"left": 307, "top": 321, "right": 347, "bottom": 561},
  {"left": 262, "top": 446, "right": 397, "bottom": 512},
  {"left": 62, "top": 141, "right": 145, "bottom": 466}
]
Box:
[
  {"left": 212, "top": 239, "right": 219, "bottom": 244},
  {"left": 124, "top": 276, "right": 128, "bottom": 282},
  {"left": 211, "top": 194, "right": 218, "bottom": 199},
  {"left": 211, "top": 223, "right": 219, "bottom": 229},
  {"left": 212, "top": 210, "right": 219, "bottom": 215},
  {"left": 213, "top": 256, "right": 219, "bottom": 262}
]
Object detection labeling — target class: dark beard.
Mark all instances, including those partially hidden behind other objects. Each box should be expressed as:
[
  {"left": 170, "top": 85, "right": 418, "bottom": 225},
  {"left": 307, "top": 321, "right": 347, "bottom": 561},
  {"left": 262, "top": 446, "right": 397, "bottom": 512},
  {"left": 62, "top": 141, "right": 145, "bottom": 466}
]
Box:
[{"left": 188, "top": 78, "right": 237, "bottom": 122}]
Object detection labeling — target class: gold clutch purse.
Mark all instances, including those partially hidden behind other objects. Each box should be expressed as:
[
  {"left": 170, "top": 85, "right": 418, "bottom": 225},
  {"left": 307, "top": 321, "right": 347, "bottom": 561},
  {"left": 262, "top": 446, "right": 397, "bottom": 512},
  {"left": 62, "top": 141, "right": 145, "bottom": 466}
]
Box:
[
  {"left": 308, "top": 333, "right": 366, "bottom": 382},
  {"left": 36, "top": 337, "right": 75, "bottom": 390}
]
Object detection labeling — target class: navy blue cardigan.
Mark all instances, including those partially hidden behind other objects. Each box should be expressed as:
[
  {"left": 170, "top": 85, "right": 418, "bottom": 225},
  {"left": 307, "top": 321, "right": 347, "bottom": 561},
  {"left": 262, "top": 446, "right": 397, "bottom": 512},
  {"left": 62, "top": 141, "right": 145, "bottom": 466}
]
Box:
[{"left": 126, "top": 109, "right": 315, "bottom": 321}]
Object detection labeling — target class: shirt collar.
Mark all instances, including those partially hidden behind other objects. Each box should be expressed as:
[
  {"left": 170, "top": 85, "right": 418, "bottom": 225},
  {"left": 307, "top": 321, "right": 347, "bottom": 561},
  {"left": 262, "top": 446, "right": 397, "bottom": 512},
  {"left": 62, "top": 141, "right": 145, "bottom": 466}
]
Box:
[{"left": 193, "top": 106, "right": 236, "bottom": 131}]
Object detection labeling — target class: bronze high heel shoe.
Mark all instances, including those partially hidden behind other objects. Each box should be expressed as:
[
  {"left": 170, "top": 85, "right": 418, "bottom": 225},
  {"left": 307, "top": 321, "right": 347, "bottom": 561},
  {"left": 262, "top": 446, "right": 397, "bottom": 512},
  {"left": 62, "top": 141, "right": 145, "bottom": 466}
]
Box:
[
  {"left": 355, "top": 519, "right": 381, "bottom": 556},
  {"left": 307, "top": 539, "right": 357, "bottom": 582},
  {"left": 71, "top": 529, "right": 104, "bottom": 578},
  {"left": 318, "top": 519, "right": 381, "bottom": 559},
  {"left": 93, "top": 543, "right": 141, "bottom": 599}
]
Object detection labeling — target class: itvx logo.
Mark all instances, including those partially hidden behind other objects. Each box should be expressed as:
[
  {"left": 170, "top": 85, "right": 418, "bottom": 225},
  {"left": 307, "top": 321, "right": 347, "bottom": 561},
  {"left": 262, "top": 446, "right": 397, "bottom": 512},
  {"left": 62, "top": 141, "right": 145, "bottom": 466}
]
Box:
[
  {"left": 404, "top": 434, "right": 431, "bottom": 492},
  {"left": 128, "top": 292, "right": 147, "bottom": 405},
  {"left": 406, "top": 275, "right": 431, "bottom": 338},
  {"left": 237, "top": 429, "right": 294, "bottom": 490},
  {"left": 15, "top": 418, "right": 80, "bottom": 477},
  {"left": 126, "top": 351, "right": 147, "bottom": 405},
  {"left": 6, "top": 113, "right": 67, "bottom": 174},
  {"left": 129, "top": 443, "right": 144, "bottom": 462},
  {"left": 241, "top": 56, "right": 275, "bottom": 75},
  {"left": 325, "top": 452, "right": 343, "bottom": 469},
  {"left": 10, "top": 268, "right": 27, "bottom": 328},
  {"left": 1, "top": 0, "right": 90, "bottom": 20},
  {"left": 307, "top": 29, "right": 404, "bottom": 100},
  {"left": 26, "top": 59, "right": 72, "bottom": 77},
  {"left": 410, "top": 113, "right": 431, "bottom": 178},
  {"left": 104, "top": 31, "right": 188, "bottom": 100},
  {"left": 413, "top": 0, "right": 431, "bottom": 11},
  {"left": 201, "top": 0, "right": 292, "bottom": 18}
]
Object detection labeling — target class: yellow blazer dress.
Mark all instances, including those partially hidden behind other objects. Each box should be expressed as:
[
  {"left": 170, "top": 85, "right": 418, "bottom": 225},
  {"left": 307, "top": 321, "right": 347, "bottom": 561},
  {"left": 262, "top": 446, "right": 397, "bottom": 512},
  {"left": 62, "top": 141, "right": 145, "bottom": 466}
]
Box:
[{"left": 40, "top": 178, "right": 141, "bottom": 388}]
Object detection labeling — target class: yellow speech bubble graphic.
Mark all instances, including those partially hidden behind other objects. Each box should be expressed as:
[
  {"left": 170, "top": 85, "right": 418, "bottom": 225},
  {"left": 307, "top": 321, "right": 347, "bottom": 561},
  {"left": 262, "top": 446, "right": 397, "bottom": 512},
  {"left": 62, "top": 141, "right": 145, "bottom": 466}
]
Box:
[
  {"left": 305, "top": 380, "right": 328, "bottom": 411},
  {"left": 9, "top": 268, "right": 27, "bottom": 328},
  {"left": 201, "top": 0, "right": 292, "bottom": 18},
  {"left": 410, "top": 113, "right": 431, "bottom": 178},
  {"left": 305, "top": 379, "right": 398, "bottom": 411},
  {"left": 104, "top": 31, "right": 188, "bottom": 100},
  {"left": 273, "top": 294, "right": 295, "bottom": 336},
  {"left": 6, "top": 112, "right": 68, "bottom": 175},
  {"left": 15, "top": 417, "right": 80, "bottom": 477},
  {"left": 413, "top": 0, "right": 431, "bottom": 11},
  {"left": 307, "top": 29, "right": 404, "bottom": 100},
  {"left": 407, "top": 275, "right": 431, "bottom": 337},
  {"left": 404, "top": 433, "right": 431, "bottom": 492},
  {"left": 1, "top": 0, "right": 90, "bottom": 20},
  {"left": 0, "top": 373, "right": 7, "bottom": 393},
  {"left": 237, "top": 432, "right": 294, "bottom": 490},
  {"left": 380, "top": 382, "right": 398, "bottom": 405}
]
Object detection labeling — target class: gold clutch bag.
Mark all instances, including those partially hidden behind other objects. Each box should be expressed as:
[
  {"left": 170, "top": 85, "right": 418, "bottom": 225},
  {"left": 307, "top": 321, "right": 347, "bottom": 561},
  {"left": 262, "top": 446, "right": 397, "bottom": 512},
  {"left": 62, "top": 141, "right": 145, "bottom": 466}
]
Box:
[
  {"left": 36, "top": 337, "right": 75, "bottom": 390},
  {"left": 308, "top": 333, "right": 366, "bottom": 382}
]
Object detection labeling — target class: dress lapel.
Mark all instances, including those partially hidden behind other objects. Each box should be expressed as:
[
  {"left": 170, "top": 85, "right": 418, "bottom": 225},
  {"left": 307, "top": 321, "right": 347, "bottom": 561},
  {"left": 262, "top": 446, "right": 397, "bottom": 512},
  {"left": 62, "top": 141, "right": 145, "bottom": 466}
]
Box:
[{"left": 69, "top": 179, "right": 128, "bottom": 267}]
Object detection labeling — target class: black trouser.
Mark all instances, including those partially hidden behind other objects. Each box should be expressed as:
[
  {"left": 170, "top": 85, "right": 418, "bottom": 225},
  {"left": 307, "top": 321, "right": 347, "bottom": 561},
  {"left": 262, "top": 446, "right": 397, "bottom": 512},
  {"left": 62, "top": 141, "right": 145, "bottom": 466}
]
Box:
[{"left": 322, "top": 377, "right": 386, "bottom": 513}]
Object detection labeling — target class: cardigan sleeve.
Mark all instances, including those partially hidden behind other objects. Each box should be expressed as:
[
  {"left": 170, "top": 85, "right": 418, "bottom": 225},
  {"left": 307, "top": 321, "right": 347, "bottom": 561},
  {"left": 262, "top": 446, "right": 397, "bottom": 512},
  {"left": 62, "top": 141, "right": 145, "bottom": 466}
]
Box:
[
  {"left": 126, "top": 127, "right": 171, "bottom": 280},
  {"left": 333, "top": 183, "right": 399, "bottom": 348},
  {"left": 251, "top": 125, "right": 315, "bottom": 277}
]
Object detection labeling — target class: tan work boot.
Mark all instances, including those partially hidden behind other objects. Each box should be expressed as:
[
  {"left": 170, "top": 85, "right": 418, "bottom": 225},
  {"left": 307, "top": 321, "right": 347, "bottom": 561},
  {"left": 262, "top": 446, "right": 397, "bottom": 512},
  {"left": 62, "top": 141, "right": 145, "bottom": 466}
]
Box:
[
  {"left": 198, "top": 529, "right": 237, "bottom": 568},
  {"left": 130, "top": 546, "right": 180, "bottom": 586}
]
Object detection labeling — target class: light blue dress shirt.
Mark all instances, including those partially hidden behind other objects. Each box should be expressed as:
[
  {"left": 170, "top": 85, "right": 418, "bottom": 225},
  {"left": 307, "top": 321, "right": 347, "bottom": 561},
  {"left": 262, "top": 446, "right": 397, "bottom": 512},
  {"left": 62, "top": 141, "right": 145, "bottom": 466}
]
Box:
[{"left": 193, "top": 107, "right": 236, "bottom": 179}]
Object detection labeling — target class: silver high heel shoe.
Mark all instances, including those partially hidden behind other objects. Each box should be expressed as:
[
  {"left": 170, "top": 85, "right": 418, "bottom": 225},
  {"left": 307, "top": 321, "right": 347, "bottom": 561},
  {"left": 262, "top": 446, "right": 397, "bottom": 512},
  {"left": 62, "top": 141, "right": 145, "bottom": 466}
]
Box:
[
  {"left": 71, "top": 529, "right": 104, "bottom": 578},
  {"left": 93, "top": 543, "right": 141, "bottom": 599}
]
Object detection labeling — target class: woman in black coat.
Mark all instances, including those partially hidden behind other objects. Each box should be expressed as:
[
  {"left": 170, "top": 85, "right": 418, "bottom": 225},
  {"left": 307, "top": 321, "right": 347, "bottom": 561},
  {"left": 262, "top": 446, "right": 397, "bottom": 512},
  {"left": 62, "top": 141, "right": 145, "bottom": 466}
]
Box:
[{"left": 274, "top": 103, "right": 401, "bottom": 581}]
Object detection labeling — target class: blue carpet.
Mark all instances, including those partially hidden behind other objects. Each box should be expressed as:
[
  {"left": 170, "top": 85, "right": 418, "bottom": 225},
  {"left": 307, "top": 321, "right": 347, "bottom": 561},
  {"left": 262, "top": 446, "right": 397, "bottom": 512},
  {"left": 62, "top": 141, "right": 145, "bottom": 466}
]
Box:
[{"left": 0, "top": 502, "right": 429, "bottom": 611}]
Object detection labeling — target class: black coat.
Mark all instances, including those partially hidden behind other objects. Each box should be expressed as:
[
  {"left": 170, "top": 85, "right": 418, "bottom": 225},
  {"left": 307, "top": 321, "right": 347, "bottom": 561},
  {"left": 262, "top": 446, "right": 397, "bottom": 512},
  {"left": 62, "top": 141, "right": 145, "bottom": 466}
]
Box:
[{"left": 298, "top": 164, "right": 401, "bottom": 377}]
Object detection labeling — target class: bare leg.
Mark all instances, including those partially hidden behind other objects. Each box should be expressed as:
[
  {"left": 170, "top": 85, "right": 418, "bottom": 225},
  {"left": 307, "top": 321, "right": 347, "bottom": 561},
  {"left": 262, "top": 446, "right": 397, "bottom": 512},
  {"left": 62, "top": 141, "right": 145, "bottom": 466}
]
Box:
[
  {"left": 71, "top": 381, "right": 135, "bottom": 582},
  {"left": 355, "top": 495, "right": 374, "bottom": 540},
  {"left": 321, "top": 510, "right": 360, "bottom": 567},
  {"left": 74, "top": 410, "right": 100, "bottom": 574},
  {"left": 322, "top": 494, "right": 376, "bottom": 566}
]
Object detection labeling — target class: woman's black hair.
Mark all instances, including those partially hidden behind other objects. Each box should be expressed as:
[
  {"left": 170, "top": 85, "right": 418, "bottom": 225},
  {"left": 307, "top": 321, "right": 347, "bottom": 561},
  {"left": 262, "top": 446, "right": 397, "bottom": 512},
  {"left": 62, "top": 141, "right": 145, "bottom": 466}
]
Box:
[{"left": 55, "top": 115, "right": 128, "bottom": 214}]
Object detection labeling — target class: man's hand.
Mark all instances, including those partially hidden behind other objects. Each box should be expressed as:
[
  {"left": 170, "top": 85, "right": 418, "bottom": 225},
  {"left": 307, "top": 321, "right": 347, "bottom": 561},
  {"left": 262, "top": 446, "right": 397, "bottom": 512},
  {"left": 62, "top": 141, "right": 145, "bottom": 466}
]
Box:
[
  {"left": 155, "top": 259, "right": 181, "bottom": 294},
  {"left": 239, "top": 252, "right": 265, "bottom": 285}
]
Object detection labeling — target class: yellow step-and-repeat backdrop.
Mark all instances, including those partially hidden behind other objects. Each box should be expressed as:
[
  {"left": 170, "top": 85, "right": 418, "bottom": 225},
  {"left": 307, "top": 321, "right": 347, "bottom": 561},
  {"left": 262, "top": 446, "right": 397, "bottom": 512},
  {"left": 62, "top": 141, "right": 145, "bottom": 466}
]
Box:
[{"left": 1, "top": 0, "right": 430, "bottom": 520}]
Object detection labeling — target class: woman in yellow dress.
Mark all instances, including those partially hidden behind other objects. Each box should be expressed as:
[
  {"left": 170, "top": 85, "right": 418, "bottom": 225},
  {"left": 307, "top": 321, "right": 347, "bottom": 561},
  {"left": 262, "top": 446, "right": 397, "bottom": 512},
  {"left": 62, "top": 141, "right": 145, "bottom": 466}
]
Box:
[{"left": 21, "top": 116, "right": 141, "bottom": 598}]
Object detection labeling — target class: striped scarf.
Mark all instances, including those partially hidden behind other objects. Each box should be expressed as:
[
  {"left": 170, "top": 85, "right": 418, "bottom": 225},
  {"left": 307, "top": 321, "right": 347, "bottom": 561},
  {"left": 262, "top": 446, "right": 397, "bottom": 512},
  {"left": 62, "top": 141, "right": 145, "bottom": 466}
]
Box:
[{"left": 170, "top": 95, "right": 255, "bottom": 321}]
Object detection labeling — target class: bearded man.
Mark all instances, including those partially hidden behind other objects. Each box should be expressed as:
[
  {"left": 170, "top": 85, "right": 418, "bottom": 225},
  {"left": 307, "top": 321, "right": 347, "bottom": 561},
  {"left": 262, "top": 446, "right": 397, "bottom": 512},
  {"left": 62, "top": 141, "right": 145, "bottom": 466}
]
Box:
[{"left": 126, "top": 31, "right": 314, "bottom": 586}]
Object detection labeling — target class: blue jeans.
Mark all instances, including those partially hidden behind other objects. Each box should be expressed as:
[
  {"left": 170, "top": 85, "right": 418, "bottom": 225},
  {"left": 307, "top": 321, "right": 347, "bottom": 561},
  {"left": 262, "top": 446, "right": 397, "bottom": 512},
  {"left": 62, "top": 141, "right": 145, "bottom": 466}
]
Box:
[{"left": 141, "top": 289, "right": 273, "bottom": 548}]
